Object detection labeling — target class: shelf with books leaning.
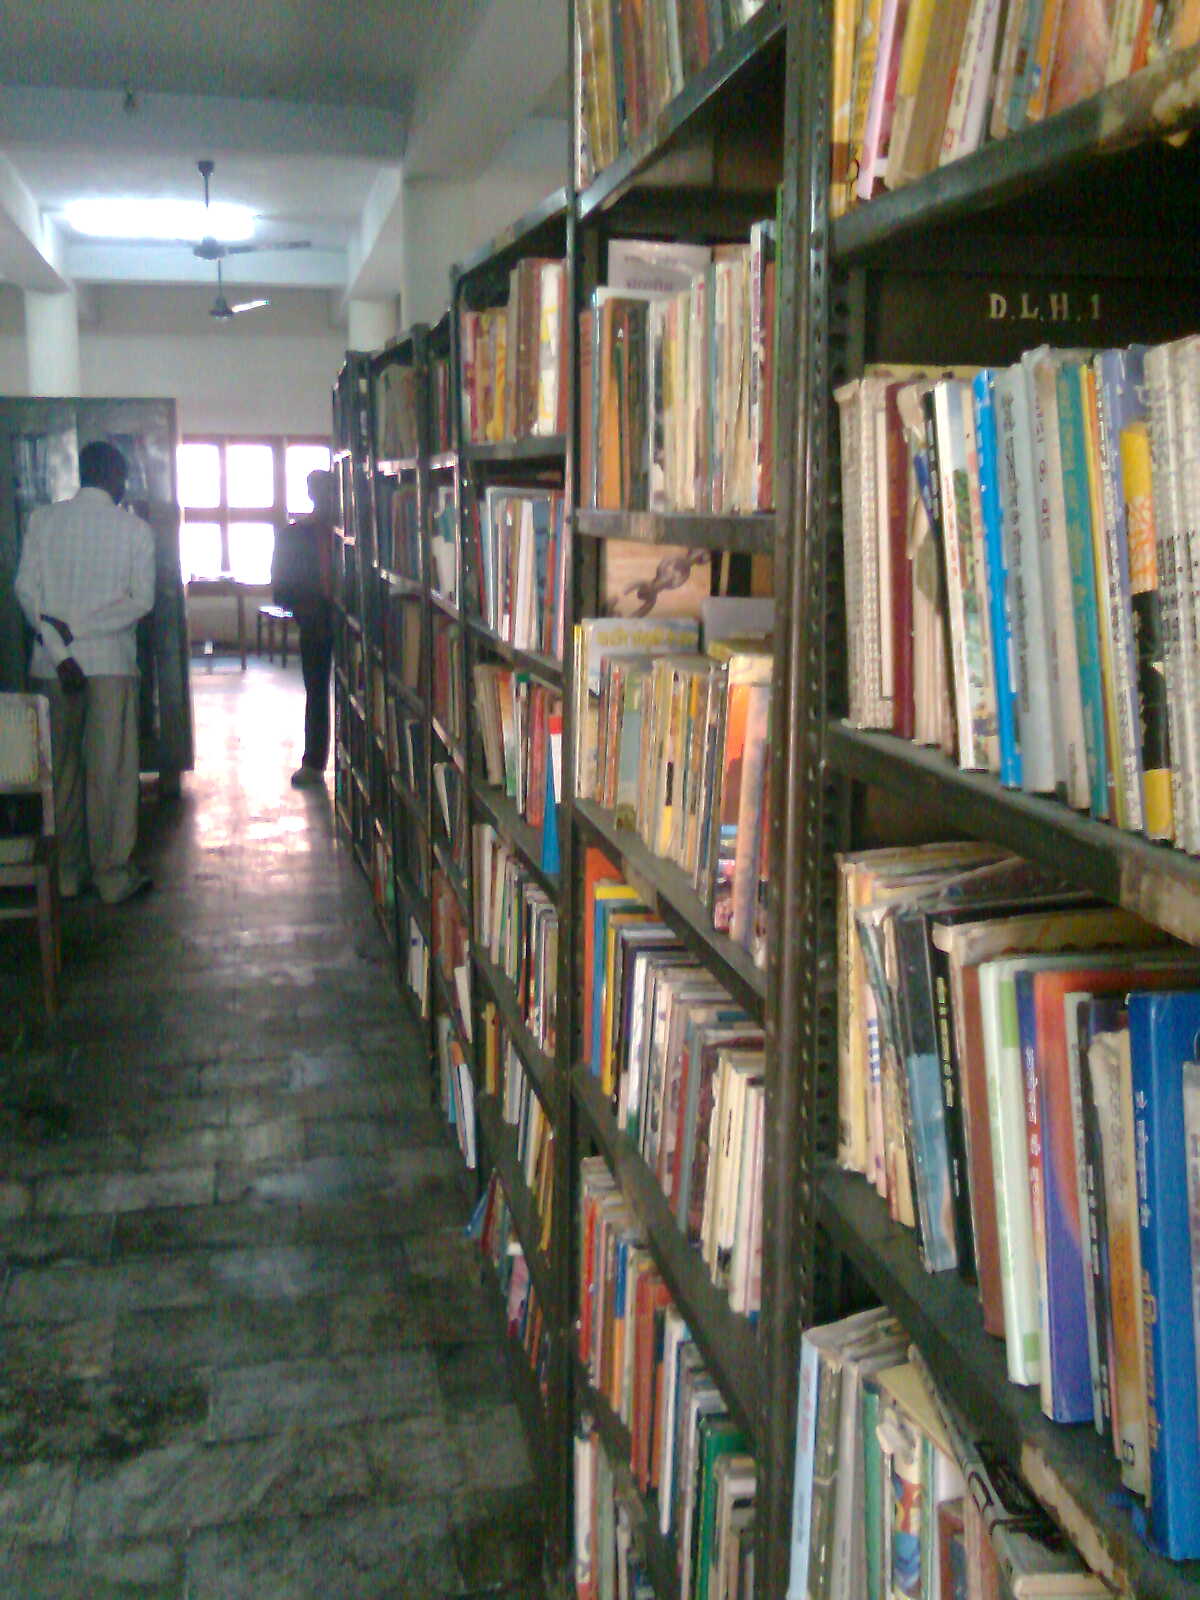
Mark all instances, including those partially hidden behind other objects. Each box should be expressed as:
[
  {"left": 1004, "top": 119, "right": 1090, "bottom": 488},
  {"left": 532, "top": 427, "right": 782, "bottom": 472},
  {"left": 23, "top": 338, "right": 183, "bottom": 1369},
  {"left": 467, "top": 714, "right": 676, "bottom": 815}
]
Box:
[
  {"left": 575, "top": 1361, "right": 681, "bottom": 1600},
  {"left": 573, "top": 798, "right": 766, "bottom": 1019},
  {"left": 572, "top": 1066, "right": 759, "bottom": 1442},
  {"left": 818, "top": 1162, "right": 1200, "bottom": 1600},
  {"left": 428, "top": 450, "right": 456, "bottom": 474},
  {"left": 470, "top": 777, "right": 559, "bottom": 901},
  {"left": 430, "top": 715, "right": 466, "bottom": 773},
  {"left": 830, "top": 43, "right": 1200, "bottom": 266},
  {"left": 575, "top": 1, "right": 786, "bottom": 221},
  {"left": 464, "top": 617, "right": 563, "bottom": 689},
  {"left": 473, "top": 1090, "right": 554, "bottom": 1312},
  {"left": 379, "top": 569, "right": 422, "bottom": 597},
  {"left": 429, "top": 586, "right": 460, "bottom": 622},
  {"left": 825, "top": 723, "right": 1200, "bottom": 950},
  {"left": 460, "top": 435, "right": 567, "bottom": 465},
  {"left": 471, "top": 945, "right": 556, "bottom": 1108},
  {"left": 375, "top": 455, "right": 418, "bottom": 477},
  {"left": 389, "top": 769, "right": 427, "bottom": 828},
  {"left": 574, "top": 508, "right": 773, "bottom": 556}
]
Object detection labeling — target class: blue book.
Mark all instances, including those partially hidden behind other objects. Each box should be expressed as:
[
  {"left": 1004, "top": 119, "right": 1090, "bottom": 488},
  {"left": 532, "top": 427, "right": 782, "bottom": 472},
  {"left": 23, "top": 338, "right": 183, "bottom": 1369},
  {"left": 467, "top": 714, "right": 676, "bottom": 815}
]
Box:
[
  {"left": 973, "top": 370, "right": 1021, "bottom": 788},
  {"left": 1128, "top": 989, "right": 1200, "bottom": 1560}
]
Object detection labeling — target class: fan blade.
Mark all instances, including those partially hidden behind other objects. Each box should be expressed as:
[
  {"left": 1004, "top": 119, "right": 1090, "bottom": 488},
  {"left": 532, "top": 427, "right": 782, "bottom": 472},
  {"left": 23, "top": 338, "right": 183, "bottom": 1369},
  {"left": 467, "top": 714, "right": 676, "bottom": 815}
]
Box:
[
  {"left": 223, "top": 240, "right": 312, "bottom": 255},
  {"left": 231, "top": 298, "right": 270, "bottom": 314}
]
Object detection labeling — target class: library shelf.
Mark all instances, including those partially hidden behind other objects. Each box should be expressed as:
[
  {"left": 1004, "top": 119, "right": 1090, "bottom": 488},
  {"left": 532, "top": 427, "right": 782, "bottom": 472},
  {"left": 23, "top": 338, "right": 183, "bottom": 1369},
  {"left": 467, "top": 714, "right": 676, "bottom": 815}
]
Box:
[
  {"left": 388, "top": 771, "right": 426, "bottom": 828},
  {"left": 453, "top": 186, "right": 570, "bottom": 281},
  {"left": 461, "top": 435, "right": 567, "bottom": 466},
  {"left": 574, "top": 508, "right": 773, "bottom": 556},
  {"left": 347, "top": 691, "right": 367, "bottom": 723},
  {"left": 818, "top": 1162, "right": 1200, "bottom": 1600},
  {"left": 576, "top": 2, "right": 786, "bottom": 222},
  {"left": 474, "top": 1089, "right": 554, "bottom": 1314},
  {"left": 433, "top": 839, "right": 470, "bottom": 914},
  {"left": 465, "top": 616, "right": 563, "bottom": 688},
  {"left": 830, "top": 43, "right": 1200, "bottom": 266},
  {"left": 430, "top": 587, "right": 461, "bottom": 622},
  {"left": 340, "top": 610, "right": 362, "bottom": 635},
  {"left": 394, "top": 867, "right": 431, "bottom": 943},
  {"left": 380, "top": 569, "right": 422, "bottom": 597},
  {"left": 824, "top": 722, "right": 1200, "bottom": 950},
  {"left": 384, "top": 672, "right": 423, "bottom": 719},
  {"left": 470, "top": 776, "right": 559, "bottom": 900},
  {"left": 375, "top": 455, "right": 418, "bottom": 477},
  {"left": 471, "top": 946, "right": 557, "bottom": 1110},
  {"left": 573, "top": 798, "right": 766, "bottom": 1020},
  {"left": 430, "top": 716, "right": 466, "bottom": 772},
  {"left": 428, "top": 451, "right": 457, "bottom": 474},
  {"left": 431, "top": 963, "right": 471, "bottom": 1057},
  {"left": 575, "top": 1361, "right": 681, "bottom": 1600},
  {"left": 572, "top": 1066, "right": 759, "bottom": 1443},
  {"left": 481, "top": 1251, "right": 553, "bottom": 1504}
]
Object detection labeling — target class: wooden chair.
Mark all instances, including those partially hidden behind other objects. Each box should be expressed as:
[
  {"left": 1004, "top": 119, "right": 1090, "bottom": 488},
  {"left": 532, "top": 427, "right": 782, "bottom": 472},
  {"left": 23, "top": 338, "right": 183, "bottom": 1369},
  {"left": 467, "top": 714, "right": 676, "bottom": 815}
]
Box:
[{"left": 0, "top": 693, "right": 60, "bottom": 1017}]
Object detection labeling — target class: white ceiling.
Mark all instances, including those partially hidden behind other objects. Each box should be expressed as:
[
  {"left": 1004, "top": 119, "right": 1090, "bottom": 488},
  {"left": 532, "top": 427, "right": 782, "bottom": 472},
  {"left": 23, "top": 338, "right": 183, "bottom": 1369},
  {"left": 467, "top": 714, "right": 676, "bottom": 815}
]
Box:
[{"left": 0, "top": 0, "right": 568, "bottom": 306}]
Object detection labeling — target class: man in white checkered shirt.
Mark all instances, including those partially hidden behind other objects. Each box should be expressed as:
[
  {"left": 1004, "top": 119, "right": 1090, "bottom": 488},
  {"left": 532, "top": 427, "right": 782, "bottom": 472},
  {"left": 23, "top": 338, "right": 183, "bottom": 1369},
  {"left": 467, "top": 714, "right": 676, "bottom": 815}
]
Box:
[{"left": 15, "top": 440, "right": 156, "bottom": 904}]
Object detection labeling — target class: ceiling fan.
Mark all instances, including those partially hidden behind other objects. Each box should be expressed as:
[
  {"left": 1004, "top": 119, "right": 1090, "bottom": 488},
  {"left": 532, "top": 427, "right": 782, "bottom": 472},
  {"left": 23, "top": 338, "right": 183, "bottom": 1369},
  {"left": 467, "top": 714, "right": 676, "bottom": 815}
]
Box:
[{"left": 192, "top": 159, "right": 311, "bottom": 320}]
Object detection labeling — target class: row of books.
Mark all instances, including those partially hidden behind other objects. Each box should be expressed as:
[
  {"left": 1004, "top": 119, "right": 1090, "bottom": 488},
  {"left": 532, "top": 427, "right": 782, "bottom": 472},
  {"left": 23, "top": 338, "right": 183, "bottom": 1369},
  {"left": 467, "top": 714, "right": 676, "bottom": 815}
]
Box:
[
  {"left": 790, "top": 1307, "right": 1107, "bottom": 1599},
  {"left": 384, "top": 591, "right": 421, "bottom": 697},
  {"left": 432, "top": 866, "right": 472, "bottom": 1045},
  {"left": 474, "top": 661, "right": 564, "bottom": 836},
  {"left": 574, "top": 0, "right": 769, "bottom": 185},
  {"left": 374, "top": 356, "right": 419, "bottom": 461},
  {"left": 578, "top": 1156, "right": 757, "bottom": 1597},
  {"left": 465, "top": 486, "right": 567, "bottom": 662},
  {"left": 474, "top": 822, "right": 560, "bottom": 1057},
  {"left": 404, "top": 913, "right": 429, "bottom": 1018},
  {"left": 385, "top": 704, "right": 425, "bottom": 805},
  {"left": 830, "top": 0, "right": 1200, "bottom": 218},
  {"left": 381, "top": 479, "right": 419, "bottom": 580},
  {"left": 435, "top": 1012, "right": 476, "bottom": 1169},
  {"left": 584, "top": 851, "right": 765, "bottom": 1314},
  {"left": 476, "top": 1172, "right": 549, "bottom": 1399},
  {"left": 837, "top": 336, "right": 1200, "bottom": 851},
  {"left": 393, "top": 806, "right": 429, "bottom": 902},
  {"left": 571, "top": 1434, "right": 655, "bottom": 1600},
  {"left": 839, "top": 842, "right": 1200, "bottom": 1558},
  {"left": 432, "top": 617, "right": 464, "bottom": 748},
  {"left": 576, "top": 611, "right": 772, "bottom": 965},
  {"left": 579, "top": 226, "right": 776, "bottom": 515},
  {"left": 459, "top": 256, "right": 568, "bottom": 445},
  {"left": 486, "top": 1024, "right": 555, "bottom": 1252},
  {"left": 430, "top": 352, "right": 452, "bottom": 455},
  {"left": 433, "top": 758, "right": 468, "bottom": 876}
]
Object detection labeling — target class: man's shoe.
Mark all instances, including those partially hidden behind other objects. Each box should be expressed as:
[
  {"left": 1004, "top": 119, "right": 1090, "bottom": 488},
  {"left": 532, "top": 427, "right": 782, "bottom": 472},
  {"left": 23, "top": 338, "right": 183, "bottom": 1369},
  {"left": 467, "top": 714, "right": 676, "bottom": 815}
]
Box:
[
  {"left": 291, "top": 765, "right": 325, "bottom": 788},
  {"left": 100, "top": 869, "right": 153, "bottom": 906}
]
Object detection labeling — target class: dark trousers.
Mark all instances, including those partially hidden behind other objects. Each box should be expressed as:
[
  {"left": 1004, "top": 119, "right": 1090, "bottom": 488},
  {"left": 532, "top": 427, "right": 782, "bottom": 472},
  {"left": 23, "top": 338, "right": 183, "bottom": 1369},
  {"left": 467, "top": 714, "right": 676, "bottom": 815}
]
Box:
[{"left": 297, "top": 601, "right": 334, "bottom": 770}]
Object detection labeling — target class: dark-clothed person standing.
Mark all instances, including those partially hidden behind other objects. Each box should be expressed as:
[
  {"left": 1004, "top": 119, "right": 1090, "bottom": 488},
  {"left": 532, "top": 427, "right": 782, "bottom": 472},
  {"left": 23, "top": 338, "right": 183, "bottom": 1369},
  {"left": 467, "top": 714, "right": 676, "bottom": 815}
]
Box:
[
  {"left": 272, "top": 468, "right": 336, "bottom": 787},
  {"left": 14, "top": 440, "right": 156, "bottom": 904}
]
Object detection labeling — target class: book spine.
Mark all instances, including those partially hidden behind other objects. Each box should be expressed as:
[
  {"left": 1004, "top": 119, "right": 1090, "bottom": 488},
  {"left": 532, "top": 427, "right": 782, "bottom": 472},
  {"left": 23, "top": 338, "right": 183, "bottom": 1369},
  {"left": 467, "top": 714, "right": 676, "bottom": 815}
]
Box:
[
  {"left": 1145, "top": 341, "right": 1190, "bottom": 849},
  {"left": 987, "top": 969, "right": 1041, "bottom": 1385},
  {"left": 1184, "top": 1059, "right": 1200, "bottom": 1436},
  {"left": 896, "top": 911, "right": 959, "bottom": 1271},
  {"left": 1130, "top": 994, "right": 1200, "bottom": 1559},
  {"left": 932, "top": 944, "right": 976, "bottom": 1278},
  {"left": 1122, "top": 419, "right": 1173, "bottom": 840},
  {"left": 973, "top": 372, "right": 1021, "bottom": 787},
  {"left": 1014, "top": 973, "right": 1052, "bottom": 1412}
]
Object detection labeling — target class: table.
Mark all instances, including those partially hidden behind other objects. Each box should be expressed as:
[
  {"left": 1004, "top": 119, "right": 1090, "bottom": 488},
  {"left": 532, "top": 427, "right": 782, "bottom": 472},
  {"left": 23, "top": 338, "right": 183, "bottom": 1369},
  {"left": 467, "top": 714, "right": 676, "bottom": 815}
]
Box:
[
  {"left": 256, "top": 605, "right": 295, "bottom": 667},
  {"left": 185, "top": 577, "right": 246, "bottom": 671}
]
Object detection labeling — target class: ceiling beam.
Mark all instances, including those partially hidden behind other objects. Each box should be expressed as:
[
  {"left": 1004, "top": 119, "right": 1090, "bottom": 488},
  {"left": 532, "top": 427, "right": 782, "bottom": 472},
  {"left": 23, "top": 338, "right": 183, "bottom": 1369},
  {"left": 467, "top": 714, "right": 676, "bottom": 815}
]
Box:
[
  {"left": 0, "top": 84, "right": 407, "bottom": 162},
  {"left": 0, "top": 152, "right": 69, "bottom": 291}
]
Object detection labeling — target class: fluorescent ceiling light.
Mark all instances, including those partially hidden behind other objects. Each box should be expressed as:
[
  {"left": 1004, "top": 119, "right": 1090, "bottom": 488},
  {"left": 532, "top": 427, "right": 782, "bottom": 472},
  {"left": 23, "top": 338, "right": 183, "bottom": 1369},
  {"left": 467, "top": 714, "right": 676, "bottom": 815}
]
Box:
[{"left": 62, "top": 198, "right": 256, "bottom": 243}]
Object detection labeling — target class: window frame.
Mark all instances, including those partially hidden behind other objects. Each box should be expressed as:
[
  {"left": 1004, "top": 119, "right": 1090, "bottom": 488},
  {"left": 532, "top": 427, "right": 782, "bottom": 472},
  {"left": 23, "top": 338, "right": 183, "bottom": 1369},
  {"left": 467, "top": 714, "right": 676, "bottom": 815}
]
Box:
[{"left": 178, "top": 433, "right": 331, "bottom": 584}]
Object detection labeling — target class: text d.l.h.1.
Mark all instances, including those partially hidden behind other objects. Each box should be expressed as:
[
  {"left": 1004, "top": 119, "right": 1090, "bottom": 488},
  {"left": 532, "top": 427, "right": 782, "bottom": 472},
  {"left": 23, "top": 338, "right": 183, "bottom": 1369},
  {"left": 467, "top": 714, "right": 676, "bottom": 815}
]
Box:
[{"left": 987, "top": 291, "right": 1103, "bottom": 323}]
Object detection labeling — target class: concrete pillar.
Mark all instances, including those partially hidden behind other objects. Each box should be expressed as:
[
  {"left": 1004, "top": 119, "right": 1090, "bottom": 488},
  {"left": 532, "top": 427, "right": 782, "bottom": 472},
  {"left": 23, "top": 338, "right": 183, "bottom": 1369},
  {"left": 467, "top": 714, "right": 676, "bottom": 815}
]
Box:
[
  {"left": 25, "top": 288, "right": 81, "bottom": 396},
  {"left": 347, "top": 298, "right": 396, "bottom": 354}
]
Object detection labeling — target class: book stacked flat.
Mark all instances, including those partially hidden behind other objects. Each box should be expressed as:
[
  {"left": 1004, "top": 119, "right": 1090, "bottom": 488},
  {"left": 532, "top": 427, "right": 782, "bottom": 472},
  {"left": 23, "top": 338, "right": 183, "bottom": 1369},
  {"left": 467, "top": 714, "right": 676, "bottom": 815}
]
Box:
[
  {"left": 830, "top": 0, "right": 1200, "bottom": 217},
  {"left": 459, "top": 257, "right": 568, "bottom": 445},
  {"left": 580, "top": 223, "right": 777, "bottom": 515},
  {"left": 577, "top": 1157, "right": 758, "bottom": 1596},
  {"left": 837, "top": 841, "right": 1200, "bottom": 1561},
  {"left": 583, "top": 851, "right": 766, "bottom": 1314},
  {"left": 837, "top": 337, "right": 1200, "bottom": 852}
]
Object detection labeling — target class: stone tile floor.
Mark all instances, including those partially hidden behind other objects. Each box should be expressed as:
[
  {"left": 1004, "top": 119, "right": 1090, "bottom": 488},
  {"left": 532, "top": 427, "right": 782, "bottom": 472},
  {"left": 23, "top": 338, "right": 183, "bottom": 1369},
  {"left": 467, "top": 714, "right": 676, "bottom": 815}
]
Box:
[{"left": 0, "top": 659, "right": 545, "bottom": 1599}]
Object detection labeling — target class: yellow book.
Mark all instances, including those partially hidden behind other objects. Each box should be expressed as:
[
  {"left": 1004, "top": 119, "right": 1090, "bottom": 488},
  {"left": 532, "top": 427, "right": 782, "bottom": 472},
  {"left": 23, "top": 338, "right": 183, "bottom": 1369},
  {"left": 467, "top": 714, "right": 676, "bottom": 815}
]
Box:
[
  {"left": 1120, "top": 418, "right": 1173, "bottom": 841},
  {"left": 1080, "top": 362, "right": 1122, "bottom": 827},
  {"left": 883, "top": 0, "right": 940, "bottom": 189},
  {"left": 847, "top": 0, "right": 887, "bottom": 215},
  {"left": 829, "top": 0, "right": 860, "bottom": 217}
]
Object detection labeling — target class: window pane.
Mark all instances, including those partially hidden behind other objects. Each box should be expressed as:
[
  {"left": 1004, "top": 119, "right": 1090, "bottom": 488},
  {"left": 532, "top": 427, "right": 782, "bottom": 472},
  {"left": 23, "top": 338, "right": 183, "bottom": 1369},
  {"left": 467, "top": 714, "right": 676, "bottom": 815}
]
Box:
[
  {"left": 226, "top": 443, "right": 274, "bottom": 509},
  {"left": 181, "top": 521, "right": 223, "bottom": 579},
  {"left": 177, "top": 443, "right": 220, "bottom": 509},
  {"left": 228, "top": 520, "right": 275, "bottom": 585},
  {"left": 286, "top": 443, "right": 333, "bottom": 514}
]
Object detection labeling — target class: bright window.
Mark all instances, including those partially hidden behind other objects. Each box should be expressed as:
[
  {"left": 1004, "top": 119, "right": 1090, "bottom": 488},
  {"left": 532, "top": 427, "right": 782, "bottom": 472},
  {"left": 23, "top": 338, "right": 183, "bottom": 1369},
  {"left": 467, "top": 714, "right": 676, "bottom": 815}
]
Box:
[{"left": 176, "top": 436, "right": 331, "bottom": 582}]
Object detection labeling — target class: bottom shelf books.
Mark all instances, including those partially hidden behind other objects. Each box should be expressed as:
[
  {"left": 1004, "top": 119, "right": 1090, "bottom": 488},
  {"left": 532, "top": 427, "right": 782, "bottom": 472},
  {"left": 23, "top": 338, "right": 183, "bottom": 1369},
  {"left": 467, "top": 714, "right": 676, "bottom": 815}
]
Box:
[
  {"left": 790, "top": 1308, "right": 1111, "bottom": 1600},
  {"left": 578, "top": 1156, "right": 757, "bottom": 1599},
  {"left": 404, "top": 913, "right": 429, "bottom": 1018},
  {"left": 837, "top": 841, "right": 1200, "bottom": 1561}
]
